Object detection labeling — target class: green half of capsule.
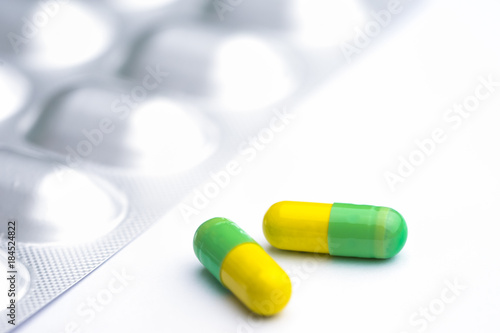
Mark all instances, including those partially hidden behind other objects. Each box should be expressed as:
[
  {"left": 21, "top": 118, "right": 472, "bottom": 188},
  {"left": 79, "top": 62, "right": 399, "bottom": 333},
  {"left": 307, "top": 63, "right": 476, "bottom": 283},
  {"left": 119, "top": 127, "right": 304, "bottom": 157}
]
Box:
[
  {"left": 263, "top": 201, "right": 408, "bottom": 259},
  {"left": 193, "top": 217, "right": 255, "bottom": 282}
]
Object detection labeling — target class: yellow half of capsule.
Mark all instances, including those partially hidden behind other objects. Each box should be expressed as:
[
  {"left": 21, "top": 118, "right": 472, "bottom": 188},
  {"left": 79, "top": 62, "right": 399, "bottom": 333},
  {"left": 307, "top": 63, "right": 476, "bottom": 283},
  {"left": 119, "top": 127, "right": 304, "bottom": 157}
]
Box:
[
  {"left": 263, "top": 201, "right": 331, "bottom": 253},
  {"left": 220, "top": 242, "right": 292, "bottom": 316}
]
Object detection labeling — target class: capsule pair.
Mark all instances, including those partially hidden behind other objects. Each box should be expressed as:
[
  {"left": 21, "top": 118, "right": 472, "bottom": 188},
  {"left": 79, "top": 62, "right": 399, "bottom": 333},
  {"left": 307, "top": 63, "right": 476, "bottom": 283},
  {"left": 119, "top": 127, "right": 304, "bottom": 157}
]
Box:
[{"left": 193, "top": 201, "right": 408, "bottom": 316}]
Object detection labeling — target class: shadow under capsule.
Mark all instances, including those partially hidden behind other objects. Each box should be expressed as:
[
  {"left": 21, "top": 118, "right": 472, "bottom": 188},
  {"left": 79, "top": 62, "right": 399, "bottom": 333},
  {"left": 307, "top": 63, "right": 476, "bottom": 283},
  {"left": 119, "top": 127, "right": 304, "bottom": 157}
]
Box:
[
  {"left": 196, "top": 266, "right": 229, "bottom": 297},
  {"left": 265, "top": 245, "right": 403, "bottom": 267}
]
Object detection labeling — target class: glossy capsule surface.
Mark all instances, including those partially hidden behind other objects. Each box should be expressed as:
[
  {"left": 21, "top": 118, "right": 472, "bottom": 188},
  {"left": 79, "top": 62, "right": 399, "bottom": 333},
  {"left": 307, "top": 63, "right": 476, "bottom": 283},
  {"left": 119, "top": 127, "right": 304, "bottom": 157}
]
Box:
[
  {"left": 263, "top": 201, "right": 408, "bottom": 259},
  {"left": 193, "top": 217, "right": 291, "bottom": 315}
]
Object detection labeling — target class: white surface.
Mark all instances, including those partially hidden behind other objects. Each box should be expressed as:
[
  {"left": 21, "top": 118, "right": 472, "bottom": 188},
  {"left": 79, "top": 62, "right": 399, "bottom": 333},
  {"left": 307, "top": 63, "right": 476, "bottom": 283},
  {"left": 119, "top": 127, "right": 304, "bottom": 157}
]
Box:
[{"left": 16, "top": 1, "right": 500, "bottom": 332}]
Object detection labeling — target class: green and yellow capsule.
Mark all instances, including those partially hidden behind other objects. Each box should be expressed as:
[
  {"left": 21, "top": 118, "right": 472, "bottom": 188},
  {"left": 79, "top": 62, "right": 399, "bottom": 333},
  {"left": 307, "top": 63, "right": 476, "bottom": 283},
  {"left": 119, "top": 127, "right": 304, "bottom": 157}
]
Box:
[
  {"left": 193, "top": 218, "right": 291, "bottom": 316},
  {"left": 263, "top": 201, "right": 408, "bottom": 259}
]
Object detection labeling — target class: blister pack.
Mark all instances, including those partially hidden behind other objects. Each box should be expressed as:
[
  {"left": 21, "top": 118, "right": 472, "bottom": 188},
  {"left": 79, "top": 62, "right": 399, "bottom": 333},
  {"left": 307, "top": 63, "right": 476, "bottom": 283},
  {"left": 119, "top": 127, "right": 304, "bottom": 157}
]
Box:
[{"left": 0, "top": 0, "right": 416, "bottom": 330}]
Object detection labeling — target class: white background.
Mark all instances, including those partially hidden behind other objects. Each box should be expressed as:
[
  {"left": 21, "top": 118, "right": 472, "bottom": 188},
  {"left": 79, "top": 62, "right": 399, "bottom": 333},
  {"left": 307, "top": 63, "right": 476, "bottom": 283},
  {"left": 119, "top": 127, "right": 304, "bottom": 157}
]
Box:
[{"left": 15, "top": 1, "right": 500, "bottom": 332}]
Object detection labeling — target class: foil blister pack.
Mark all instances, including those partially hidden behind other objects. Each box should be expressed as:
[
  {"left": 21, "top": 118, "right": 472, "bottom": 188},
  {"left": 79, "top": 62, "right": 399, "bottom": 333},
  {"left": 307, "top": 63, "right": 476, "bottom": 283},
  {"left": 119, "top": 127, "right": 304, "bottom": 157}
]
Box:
[{"left": 0, "top": 0, "right": 415, "bottom": 330}]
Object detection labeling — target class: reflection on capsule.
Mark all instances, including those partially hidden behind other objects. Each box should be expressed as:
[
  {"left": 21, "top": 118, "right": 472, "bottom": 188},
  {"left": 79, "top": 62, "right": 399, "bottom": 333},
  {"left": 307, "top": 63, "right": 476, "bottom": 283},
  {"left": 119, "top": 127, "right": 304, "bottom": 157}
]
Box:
[
  {"left": 193, "top": 218, "right": 291, "bottom": 315},
  {"left": 263, "top": 201, "right": 408, "bottom": 259}
]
